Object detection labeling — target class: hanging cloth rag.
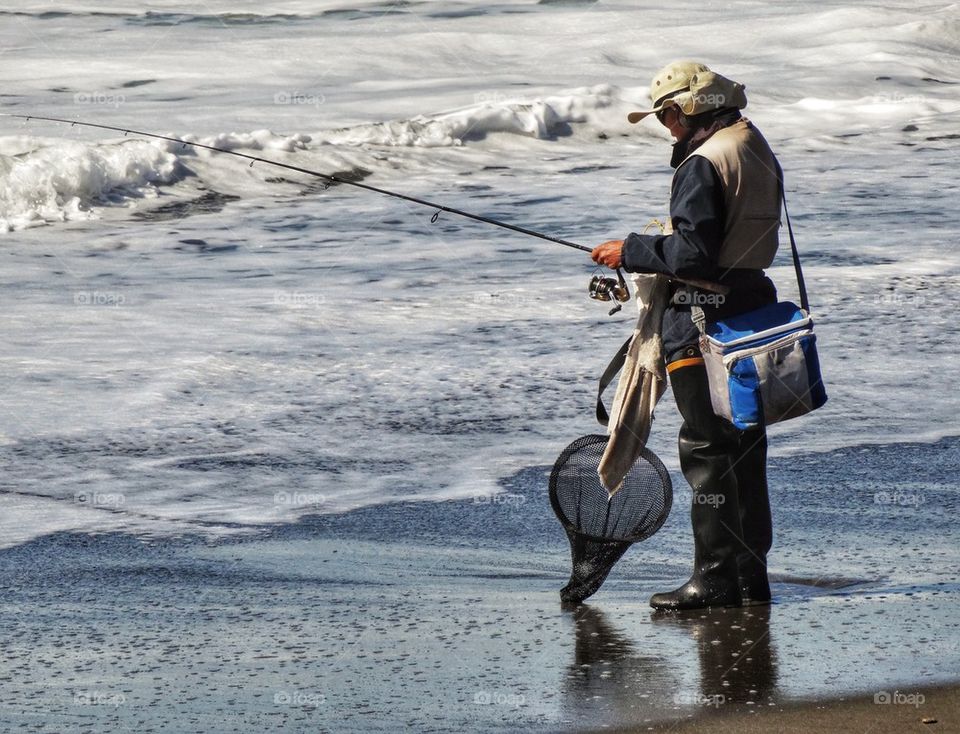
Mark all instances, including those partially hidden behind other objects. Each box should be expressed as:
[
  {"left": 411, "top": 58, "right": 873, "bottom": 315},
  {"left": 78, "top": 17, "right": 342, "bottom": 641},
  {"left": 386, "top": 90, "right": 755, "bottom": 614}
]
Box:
[{"left": 596, "top": 273, "right": 670, "bottom": 495}]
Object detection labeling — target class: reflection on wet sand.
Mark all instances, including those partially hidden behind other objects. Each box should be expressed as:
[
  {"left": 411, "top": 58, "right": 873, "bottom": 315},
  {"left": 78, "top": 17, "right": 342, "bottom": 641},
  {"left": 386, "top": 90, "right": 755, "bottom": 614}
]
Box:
[
  {"left": 562, "top": 602, "right": 678, "bottom": 722},
  {"left": 651, "top": 606, "right": 779, "bottom": 706},
  {"left": 562, "top": 603, "right": 778, "bottom": 722}
]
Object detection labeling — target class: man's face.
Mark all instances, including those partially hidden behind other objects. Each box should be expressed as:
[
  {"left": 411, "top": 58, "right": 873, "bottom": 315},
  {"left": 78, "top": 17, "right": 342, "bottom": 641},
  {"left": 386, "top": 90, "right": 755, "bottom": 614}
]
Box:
[{"left": 657, "top": 105, "right": 686, "bottom": 140}]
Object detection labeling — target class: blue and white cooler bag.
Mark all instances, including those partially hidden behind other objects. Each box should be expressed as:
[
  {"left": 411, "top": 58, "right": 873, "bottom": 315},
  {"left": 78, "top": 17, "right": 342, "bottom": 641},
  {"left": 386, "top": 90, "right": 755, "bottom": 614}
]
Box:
[{"left": 700, "top": 300, "right": 827, "bottom": 431}]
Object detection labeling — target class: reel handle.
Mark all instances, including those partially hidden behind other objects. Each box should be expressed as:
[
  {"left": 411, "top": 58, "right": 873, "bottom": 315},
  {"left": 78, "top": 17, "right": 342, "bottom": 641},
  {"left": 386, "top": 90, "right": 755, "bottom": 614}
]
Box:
[{"left": 612, "top": 268, "right": 630, "bottom": 302}]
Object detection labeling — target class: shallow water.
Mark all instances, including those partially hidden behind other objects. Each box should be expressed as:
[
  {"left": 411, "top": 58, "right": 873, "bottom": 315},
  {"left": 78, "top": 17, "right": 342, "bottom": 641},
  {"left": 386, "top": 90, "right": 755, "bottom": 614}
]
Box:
[{"left": 1, "top": 2, "right": 959, "bottom": 556}]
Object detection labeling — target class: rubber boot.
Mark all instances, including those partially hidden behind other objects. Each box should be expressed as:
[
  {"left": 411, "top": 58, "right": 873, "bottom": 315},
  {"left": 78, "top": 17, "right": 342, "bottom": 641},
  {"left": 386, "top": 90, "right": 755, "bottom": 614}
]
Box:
[
  {"left": 650, "top": 362, "right": 744, "bottom": 611},
  {"left": 733, "top": 428, "right": 773, "bottom": 605}
]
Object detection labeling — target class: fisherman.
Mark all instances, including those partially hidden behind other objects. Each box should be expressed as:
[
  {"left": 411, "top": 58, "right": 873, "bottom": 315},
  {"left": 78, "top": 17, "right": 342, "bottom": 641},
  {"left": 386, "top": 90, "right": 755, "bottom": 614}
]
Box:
[{"left": 591, "top": 61, "right": 781, "bottom": 611}]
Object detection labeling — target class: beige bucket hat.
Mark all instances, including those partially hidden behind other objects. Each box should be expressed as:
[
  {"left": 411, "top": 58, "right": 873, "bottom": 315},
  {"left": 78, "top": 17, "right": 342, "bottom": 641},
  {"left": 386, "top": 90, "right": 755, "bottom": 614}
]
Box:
[{"left": 627, "top": 60, "right": 747, "bottom": 123}]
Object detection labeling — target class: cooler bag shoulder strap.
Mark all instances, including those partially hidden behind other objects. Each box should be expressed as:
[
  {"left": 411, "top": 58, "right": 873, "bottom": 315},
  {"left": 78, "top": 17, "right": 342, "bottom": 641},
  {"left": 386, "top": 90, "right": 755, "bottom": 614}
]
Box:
[
  {"left": 779, "top": 168, "right": 810, "bottom": 313},
  {"left": 596, "top": 334, "right": 633, "bottom": 426}
]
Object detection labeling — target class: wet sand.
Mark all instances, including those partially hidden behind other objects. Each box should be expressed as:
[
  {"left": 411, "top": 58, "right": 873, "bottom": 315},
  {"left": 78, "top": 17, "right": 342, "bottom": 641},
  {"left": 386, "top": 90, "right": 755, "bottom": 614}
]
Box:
[
  {"left": 1, "top": 437, "right": 959, "bottom": 732},
  {"left": 626, "top": 683, "right": 958, "bottom": 733}
]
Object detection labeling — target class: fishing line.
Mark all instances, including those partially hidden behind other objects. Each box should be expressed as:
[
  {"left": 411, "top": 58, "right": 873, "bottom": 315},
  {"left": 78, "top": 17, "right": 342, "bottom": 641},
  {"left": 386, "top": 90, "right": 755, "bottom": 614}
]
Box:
[
  {"left": 1, "top": 112, "right": 727, "bottom": 297},
  {"left": 3, "top": 113, "right": 592, "bottom": 249}
]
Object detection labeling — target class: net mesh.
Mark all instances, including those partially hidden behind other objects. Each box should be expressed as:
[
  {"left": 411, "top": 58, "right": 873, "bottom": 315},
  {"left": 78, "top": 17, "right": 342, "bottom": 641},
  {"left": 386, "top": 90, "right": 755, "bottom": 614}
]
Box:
[{"left": 549, "top": 434, "right": 672, "bottom": 603}]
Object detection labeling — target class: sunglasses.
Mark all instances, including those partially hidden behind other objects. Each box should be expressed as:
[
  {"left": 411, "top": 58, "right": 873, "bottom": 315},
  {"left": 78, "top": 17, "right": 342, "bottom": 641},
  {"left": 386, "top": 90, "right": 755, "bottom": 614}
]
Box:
[{"left": 655, "top": 107, "right": 673, "bottom": 124}]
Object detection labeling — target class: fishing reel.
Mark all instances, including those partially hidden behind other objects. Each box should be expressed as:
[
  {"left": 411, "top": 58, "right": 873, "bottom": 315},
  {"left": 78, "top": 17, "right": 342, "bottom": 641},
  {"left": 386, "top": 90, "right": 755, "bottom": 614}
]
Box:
[{"left": 589, "top": 268, "right": 631, "bottom": 315}]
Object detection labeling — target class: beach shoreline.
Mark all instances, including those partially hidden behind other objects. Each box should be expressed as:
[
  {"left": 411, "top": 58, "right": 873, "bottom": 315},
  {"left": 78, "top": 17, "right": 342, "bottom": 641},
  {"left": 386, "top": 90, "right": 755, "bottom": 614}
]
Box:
[
  {"left": 2, "top": 442, "right": 958, "bottom": 733},
  {"left": 608, "top": 682, "right": 957, "bottom": 733}
]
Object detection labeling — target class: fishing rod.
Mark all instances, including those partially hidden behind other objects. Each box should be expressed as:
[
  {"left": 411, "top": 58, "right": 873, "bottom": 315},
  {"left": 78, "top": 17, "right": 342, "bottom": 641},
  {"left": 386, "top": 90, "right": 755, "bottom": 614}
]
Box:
[{"left": 1, "top": 112, "right": 728, "bottom": 306}]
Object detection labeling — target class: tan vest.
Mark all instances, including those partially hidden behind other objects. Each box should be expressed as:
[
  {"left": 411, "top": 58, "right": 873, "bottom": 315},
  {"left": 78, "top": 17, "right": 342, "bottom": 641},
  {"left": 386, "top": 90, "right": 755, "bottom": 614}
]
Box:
[{"left": 679, "top": 118, "right": 782, "bottom": 270}]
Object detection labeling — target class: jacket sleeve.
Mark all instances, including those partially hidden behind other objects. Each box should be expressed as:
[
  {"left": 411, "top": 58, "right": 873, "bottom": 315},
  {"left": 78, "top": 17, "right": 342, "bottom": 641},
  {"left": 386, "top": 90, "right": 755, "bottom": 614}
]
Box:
[{"left": 621, "top": 156, "right": 725, "bottom": 280}]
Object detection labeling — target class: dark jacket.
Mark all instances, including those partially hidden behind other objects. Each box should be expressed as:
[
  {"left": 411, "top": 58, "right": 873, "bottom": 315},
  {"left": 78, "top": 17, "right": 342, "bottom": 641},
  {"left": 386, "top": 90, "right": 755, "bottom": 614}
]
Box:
[{"left": 621, "top": 113, "right": 778, "bottom": 361}]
